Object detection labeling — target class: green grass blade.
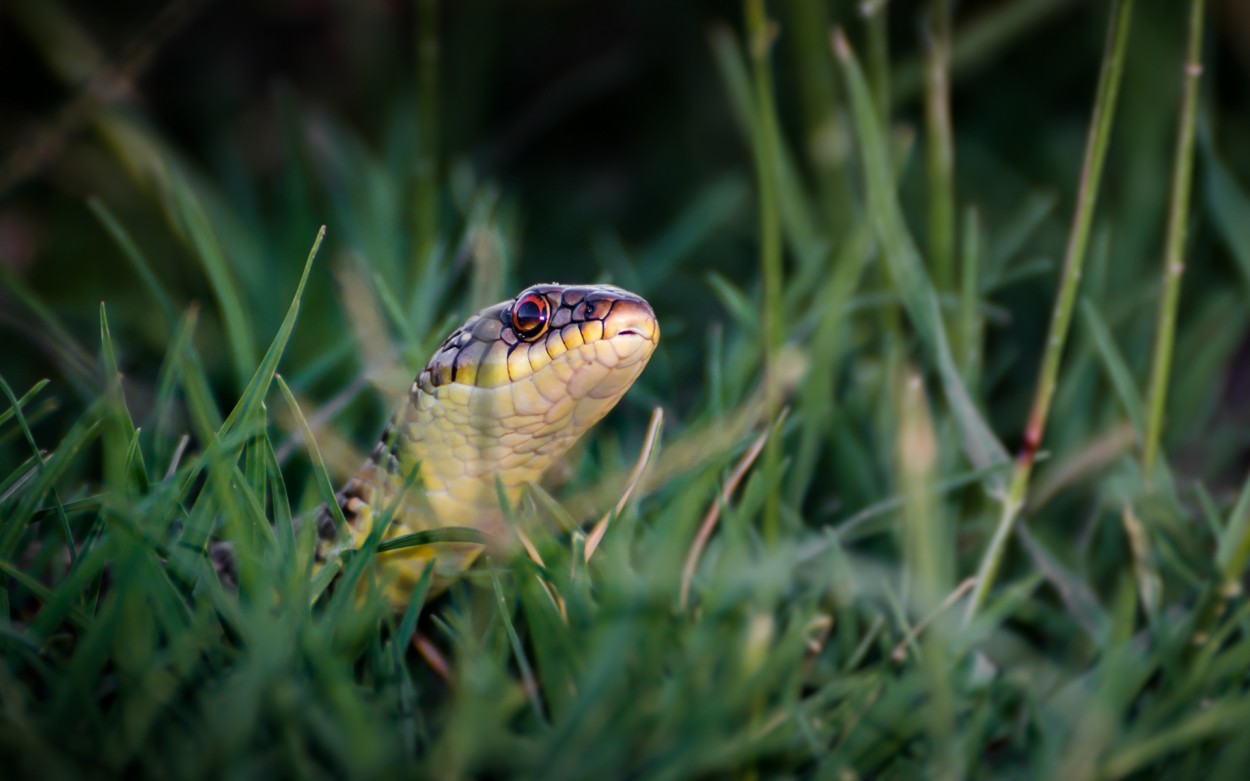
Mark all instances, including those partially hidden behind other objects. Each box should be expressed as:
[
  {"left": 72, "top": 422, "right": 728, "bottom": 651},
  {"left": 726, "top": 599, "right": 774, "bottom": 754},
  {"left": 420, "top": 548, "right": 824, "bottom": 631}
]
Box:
[
  {"left": 218, "top": 226, "right": 326, "bottom": 439},
  {"left": 833, "top": 30, "right": 1010, "bottom": 486},
  {"left": 168, "top": 169, "right": 258, "bottom": 386},
  {"left": 88, "top": 198, "right": 178, "bottom": 327}
]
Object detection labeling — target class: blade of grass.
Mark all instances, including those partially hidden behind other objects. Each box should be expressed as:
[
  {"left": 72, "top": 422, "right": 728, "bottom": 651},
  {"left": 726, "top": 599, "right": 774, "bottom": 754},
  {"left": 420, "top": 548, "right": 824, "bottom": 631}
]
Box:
[
  {"left": 413, "top": 0, "right": 440, "bottom": 290},
  {"left": 218, "top": 226, "right": 325, "bottom": 439},
  {"left": 1141, "top": 0, "right": 1207, "bottom": 479},
  {"left": 168, "top": 169, "right": 257, "bottom": 387},
  {"left": 274, "top": 373, "right": 349, "bottom": 536},
  {"left": 924, "top": 0, "right": 957, "bottom": 296},
  {"left": 833, "top": 30, "right": 1011, "bottom": 488},
  {"left": 88, "top": 197, "right": 177, "bottom": 327},
  {"left": 0, "top": 379, "right": 50, "bottom": 432},
  {"left": 744, "top": 0, "right": 785, "bottom": 543},
  {"left": 1081, "top": 300, "right": 1146, "bottom": 436},
  {"left": 0, "top": 267, "right": 98, "bottom": 394},
  {"left": 1201, "top": 131, "right": 1250, "bottom": 291},
  {"left": 951, "top": 0, "right": 1134, "bottom": 623},
  {"left": 487, "top": 562, "right": 546, "bottom": 725},
  {"left": 958, "top": 206, "right": 981, "bottom": 385}
]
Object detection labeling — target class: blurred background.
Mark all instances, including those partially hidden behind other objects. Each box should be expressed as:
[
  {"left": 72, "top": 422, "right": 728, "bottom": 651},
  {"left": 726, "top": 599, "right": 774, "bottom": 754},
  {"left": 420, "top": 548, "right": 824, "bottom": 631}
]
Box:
[
  {"left": 3, "top": 0, "right": 1250, "bottom": 492},
  {"left": 8, "top": 3, "right": 1250, "bottom": 776}
]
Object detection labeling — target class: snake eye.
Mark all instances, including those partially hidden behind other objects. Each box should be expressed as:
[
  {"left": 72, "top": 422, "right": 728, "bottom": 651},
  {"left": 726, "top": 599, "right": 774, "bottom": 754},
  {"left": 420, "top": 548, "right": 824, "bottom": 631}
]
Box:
[{"left": 511, "top": 292, "right": 550, "bottom": 340}]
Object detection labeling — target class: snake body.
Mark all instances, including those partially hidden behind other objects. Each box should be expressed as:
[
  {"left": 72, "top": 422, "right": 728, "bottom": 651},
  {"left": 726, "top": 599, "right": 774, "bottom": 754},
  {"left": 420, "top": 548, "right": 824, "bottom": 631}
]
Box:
[{"left": 317, "top": 283, "right": 659, "bottom": 599}]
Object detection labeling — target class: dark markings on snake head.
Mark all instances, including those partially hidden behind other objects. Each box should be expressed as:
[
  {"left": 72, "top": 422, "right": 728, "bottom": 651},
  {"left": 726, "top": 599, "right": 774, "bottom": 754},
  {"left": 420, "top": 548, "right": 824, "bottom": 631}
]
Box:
[{"left": 551, "top": 306, "right": 572, "bottom": 329}]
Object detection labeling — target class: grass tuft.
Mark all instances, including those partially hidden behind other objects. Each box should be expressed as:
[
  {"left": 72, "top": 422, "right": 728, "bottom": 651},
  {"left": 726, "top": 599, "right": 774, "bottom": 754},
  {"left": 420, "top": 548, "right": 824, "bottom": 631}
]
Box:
[{"left": 3, "top": 1, "right": 1250, "bottom": 777}]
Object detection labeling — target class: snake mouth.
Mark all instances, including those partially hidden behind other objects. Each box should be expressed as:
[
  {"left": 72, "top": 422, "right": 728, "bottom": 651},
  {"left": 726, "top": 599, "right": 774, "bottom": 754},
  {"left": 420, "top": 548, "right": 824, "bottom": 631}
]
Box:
[{"left": 602, "top": 297, "right": 660, "bottom": 345}]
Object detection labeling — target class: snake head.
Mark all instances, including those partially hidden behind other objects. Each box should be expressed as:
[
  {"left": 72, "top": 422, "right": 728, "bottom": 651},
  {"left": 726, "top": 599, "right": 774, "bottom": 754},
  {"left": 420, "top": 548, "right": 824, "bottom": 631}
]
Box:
[
  {"left": 324, "top": 284, "right": 659, "bottom": 596},
  {"left": 409, "top": 283, "right": 659, "bottom": 499},
  {"left": 421, "top": 283, "right": 659, "bottom": 396},
  {"left": 509, "top": 282, "right": 658, "bottom": 363},
  {"left": 504, "top": 283, "right": 658, "bottom": 402}
]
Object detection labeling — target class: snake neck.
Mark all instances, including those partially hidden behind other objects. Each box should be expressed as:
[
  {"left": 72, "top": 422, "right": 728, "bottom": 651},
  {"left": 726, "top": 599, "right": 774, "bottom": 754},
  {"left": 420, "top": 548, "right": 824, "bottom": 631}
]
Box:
[{"left": 314, "top": 283, "right": 658, "bottom": 591}]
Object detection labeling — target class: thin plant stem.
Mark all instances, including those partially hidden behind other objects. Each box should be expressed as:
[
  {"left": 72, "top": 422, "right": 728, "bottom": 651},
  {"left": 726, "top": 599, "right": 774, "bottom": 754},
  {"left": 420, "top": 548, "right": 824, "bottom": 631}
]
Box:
[
  {"left": 782, "top": 0, "right": 853, "bottom": 235},
  {"left": 958, "top": 206, "right": 982, "bottom": 387},
  {"left": 745, "top": 0, "right": 784, "bottom": 543},
  {"left": 1142, "top": 0, "right": 1206, "bottom": 479},
  {"left": 925, "top": 0, "right": 956, "bottom": 296},
  {"left": 964, "top": 0, "right": 1134, "bottom": 624},
  {"left": 893, "top": 0, "right": 1084, "bottom": 104},
  {"left": 864, "top": 0, "right": 891, "bottom": 129},
  {"left": 414, "top": 0, "right": 440, "bottom": 288},
  {"left": 896, "top": 370, "right": 960, "bottom": 781}
]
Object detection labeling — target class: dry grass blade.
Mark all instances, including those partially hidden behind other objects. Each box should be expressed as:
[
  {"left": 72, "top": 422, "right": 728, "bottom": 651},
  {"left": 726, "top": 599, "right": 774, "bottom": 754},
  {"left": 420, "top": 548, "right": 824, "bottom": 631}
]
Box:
[
  {"left": 679, "top": 410, "right": 785, "bottom": 609},
  {"left": 1121, "top": 503, "right": 1161, "bottom": 620},
  {"left": 515, "top": 527, "right": 567, "bottom": 622},
  {"left": 414, "top": 633, "right": 452, "bottom": 683},
  {"left": 1025, "top": 423, "right": 1136, "bottom": 513},
  {"left": 584, "top": 406, "right": 664, "bottom": 563},
  {"left": 890, "top": 578, "right": 977, "bottom": 664}
]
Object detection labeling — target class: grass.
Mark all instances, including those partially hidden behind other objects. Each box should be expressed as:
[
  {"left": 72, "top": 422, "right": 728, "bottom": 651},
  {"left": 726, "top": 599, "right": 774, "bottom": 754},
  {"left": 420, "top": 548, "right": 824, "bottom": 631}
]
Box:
[{"left": 3, "top": 0, "right": 1250, "bottom": 778}]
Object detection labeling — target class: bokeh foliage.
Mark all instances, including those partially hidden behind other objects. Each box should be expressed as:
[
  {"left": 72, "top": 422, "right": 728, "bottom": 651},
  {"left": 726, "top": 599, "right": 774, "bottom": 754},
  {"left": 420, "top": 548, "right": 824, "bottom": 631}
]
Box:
[{"left": 4, "top": 0, "right": 1250, "bottom": 778}]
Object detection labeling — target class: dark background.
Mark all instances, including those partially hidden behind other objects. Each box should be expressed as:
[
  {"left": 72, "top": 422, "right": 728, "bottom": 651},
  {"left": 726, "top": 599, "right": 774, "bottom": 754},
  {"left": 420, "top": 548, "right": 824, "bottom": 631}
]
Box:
[{"left": 2, "top": 0, "right": 1250, "bottom": 452}]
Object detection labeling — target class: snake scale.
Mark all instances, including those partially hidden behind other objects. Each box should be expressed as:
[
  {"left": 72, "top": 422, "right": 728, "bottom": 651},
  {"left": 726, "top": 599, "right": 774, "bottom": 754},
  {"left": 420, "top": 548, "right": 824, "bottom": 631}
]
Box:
[{"left": 313, "top": 283, "right": 659, "bottom": 601}]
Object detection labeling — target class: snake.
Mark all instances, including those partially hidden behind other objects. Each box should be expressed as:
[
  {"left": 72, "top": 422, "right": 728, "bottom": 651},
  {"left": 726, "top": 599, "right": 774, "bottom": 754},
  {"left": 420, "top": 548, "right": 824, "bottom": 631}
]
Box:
[{"left": 314, "top": 283, "right": 659, "bottom": 601}]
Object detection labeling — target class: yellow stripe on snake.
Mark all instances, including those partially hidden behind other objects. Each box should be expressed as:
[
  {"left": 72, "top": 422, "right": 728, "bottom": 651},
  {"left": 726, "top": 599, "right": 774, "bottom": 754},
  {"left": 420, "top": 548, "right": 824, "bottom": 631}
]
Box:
[{"left": 315, "top": 283, "right": 659, "bottom": 602}]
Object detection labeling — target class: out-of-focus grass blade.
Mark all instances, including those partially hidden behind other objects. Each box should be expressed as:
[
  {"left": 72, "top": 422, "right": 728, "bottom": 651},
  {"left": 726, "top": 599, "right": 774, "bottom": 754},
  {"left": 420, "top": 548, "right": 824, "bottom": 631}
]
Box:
[
  {"left": 1017, "top": 526, "right": 1111, "bottom": 643},
  {"left": 1169, "top": 291, "right": 1248, "bottom": 441},
  {"left": 834, "top": 32, "right": 1010, "bottom": 488},
  {"left": 788, "top": 225, "right": 871, "bottom": 505},
  {"left": 0, "top": 379, "right": 49, "bottom": 431},
  {"left": 171, "top": 309, "right": 225, "bottom": 444},
  {"left": 1100, "top": 699, "right": 1250, "bottom": 779},
  {"left": 0, "top": 267, "right": 98, "bottom": 394},
  {"left": 1201, "top": 130, "right": 1250, "bottom": 290},
  {"left": 275, "top": 373, "right": 347, "bottom": 535},
  {"left": 706, "top": 273, "right": 759, "bottom": 331},
  {"left": 983, "top": 191, "right": 1057, "bottom": 287},
  {"left": 636, "top": 175, "right": 749, "bottom": 289},
  {"left": 0, "top": 455, "right": 40, "bottom": 505},
  {"left": 1216, "top": 460, "right": 1250, "bottom": 580},
  {"left": 263, "top": 435, "right": 296, "bottom": 560},
  {"left": 517, "top": 565, "right": 579, "bottom": 718},
  {"left": 219, "top": 226, "right": 325, "bottom": 439},
  {"left": 0, "top": 558, "right": 91, "bottom": 629},
  {"left": 708, "top": 23, "right": 820, "bottom": 263},
  {"left": 88, "top": 198, "right": 178, "bottom": 327},
  {"left": 1080, "top": 299, "right": 1146, "bottom": 437},
  {"left": 168, "top": 169, "right": 257, "bottom": 386},
  {"left": 488, "top": 562, "right": 546, "bottom": 725},
  {"left": 376, "top": 527, "right": 491, "bottom": 553},
  {"left": 394, "top": 560, "right": 435, "bottom": 655},
  {"left": 100, "top": 303, "right": 150, "bottom": 495},
  {"left": 0, "top": 387, "right": 103, "bottom": 559}
]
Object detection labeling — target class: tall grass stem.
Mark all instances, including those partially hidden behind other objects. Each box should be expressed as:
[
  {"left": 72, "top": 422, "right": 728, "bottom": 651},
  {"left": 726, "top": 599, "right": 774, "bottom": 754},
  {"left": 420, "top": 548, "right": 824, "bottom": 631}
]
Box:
[
  {"left": 745, "top": 0, "right": 785, "bottom": 543},
  {"left": 1142, "top": 0, "right": 1206, "bottom": 479},
  {"left": 924, "top": 0, "right": 956, "bottom": 295},
  {"left": 964, "top": 0, "right": 1134, "bottom": 624}
]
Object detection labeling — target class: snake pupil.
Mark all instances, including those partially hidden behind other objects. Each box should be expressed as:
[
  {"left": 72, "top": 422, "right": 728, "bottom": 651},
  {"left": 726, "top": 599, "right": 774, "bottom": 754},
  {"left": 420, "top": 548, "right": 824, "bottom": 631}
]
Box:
[{"left": 512, "top": 293, "right": 549, "bottom": 339}]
